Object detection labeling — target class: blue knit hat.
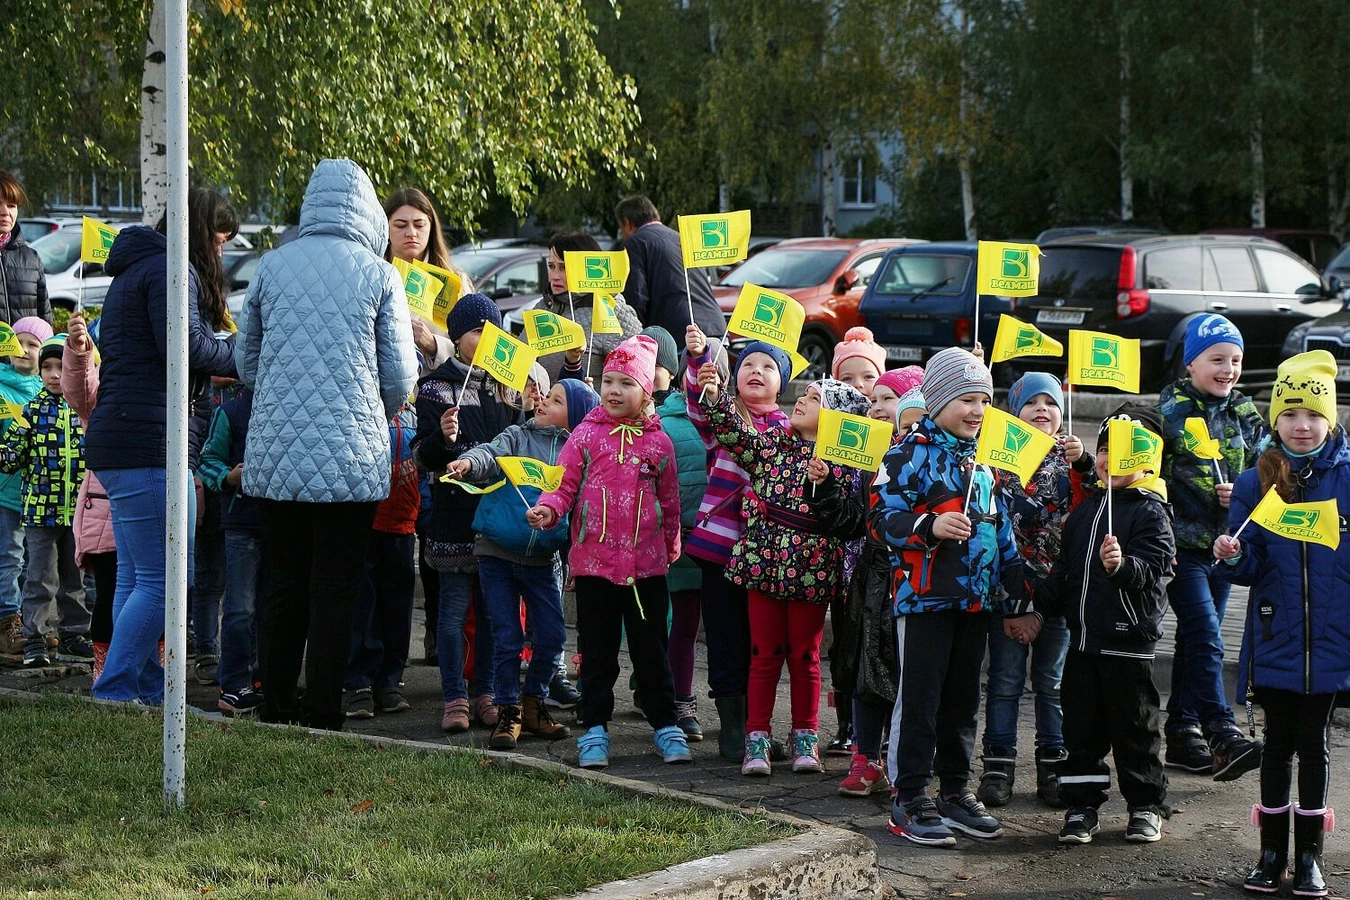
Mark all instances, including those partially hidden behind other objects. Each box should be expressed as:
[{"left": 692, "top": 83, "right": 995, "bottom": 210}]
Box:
[
  {"left": 734, "top": 341, "right": 791, "bottom": 397},
  {"left": 1183, "top": 313, "right": 1244, "bottom": 366},
  {"left": 896, "top": 387, "right": 926, "bottom": 415},
  {"left": 447, "top": 292, "right": 502, "bottom": 341},
  {"left": 1007, "top": 372, "right": 1064, "bottom": 415},
  {"left": 560, "top": 379, "right": 600, "bottom": 431}
]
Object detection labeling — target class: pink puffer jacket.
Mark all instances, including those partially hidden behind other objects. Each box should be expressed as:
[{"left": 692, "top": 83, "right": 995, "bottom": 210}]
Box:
[
  {"left": 60, "top": 342, "right": 115, "bottom": 568},
  {"left": 538, "top": 406, "right": 681, "bottom": 585}
]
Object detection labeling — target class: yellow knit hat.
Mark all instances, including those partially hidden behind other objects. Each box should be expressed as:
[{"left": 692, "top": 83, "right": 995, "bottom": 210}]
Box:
[{"left": 1269, "top": 349, "right": 1338, "bottom": 427}]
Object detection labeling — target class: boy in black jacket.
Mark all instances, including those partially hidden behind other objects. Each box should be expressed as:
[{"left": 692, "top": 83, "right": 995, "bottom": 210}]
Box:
[{"left": 1035, "top": 405, "right": 1175, "bottom": 846}]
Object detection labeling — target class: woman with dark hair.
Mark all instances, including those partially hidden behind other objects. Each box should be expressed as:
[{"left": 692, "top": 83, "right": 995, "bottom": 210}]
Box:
[
  {"left": 384, "top": 188, "right": 471, "bottom": 372},
  {"left": 538, "top": 232, "right": 641, "bottom": 384},
  {"left": 88, "top": 187, "right": 240, "bottom": 703},
  {"left": 0, "top": 170, "right": 52, "bottom": 324}
]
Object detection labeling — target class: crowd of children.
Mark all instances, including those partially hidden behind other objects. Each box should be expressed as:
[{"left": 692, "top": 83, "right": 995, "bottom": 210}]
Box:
[{"left": 5, "top": 174, "right": 1347, "bottom": 895}]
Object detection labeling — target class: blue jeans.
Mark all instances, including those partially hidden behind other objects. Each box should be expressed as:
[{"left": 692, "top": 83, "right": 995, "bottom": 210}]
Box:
[
  {"left": 1165, "top": 549, "right": 1234, "bottom": 735},
  {"left": 345, "top": 532, "right": 415, "bottom": 693},
  {"left": 0, "top": 505, "right": 23, "bottom": 619},
  {"left": 982, "top": 615, "right": 1069, "bottom": 753},
  {"left": 192, "top": 503, "right": 226, "bottom": 658},
  {"left": 219, "top": 530, "right": 266, "bottom": 693},
  {"left": 478, "top": 555, "right": 566, "bottom": 706},
  {"left": 436, "top": 572, "right": 493, "bottom": 703}
]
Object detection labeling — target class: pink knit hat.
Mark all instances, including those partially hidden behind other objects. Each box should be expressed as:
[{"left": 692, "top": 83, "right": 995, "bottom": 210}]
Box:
[
  {"left": 603, "top": 334, "right": 658, "bottom": 395},
  {"left": 831, "top": 326, "right": 887, "bottom": 379},
  {"left": 12, "top": 316, "right": 53, "bottom": 343},
  {"left": 876, "top": 365, "right": 924, "bottom": 398}
]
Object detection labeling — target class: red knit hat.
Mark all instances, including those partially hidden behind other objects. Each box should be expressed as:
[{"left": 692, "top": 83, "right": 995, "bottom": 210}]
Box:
[{"left": 831, "top": 326, "right": 886, "bottom": 379}]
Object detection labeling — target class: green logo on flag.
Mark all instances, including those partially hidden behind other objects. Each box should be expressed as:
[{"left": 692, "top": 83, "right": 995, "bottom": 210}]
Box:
[
  {"left": 752, "top": 293, "right": 786, "bottom": 327},
  {"left": 1131, "top": 428, "right": 1159, "bottom": 456},
  {"left": 584, "top": 257, "right": 611, "bottom": 280},
  {"left": 1001, "top": 249, "right": 1030, "bottom": 279},
  {"left": 1003, "top": 422, "right": 1033, "bottom": 453},
  {"left": 519, "top": 460, "right": 546, "bottom": 482},
  {"left": 492, "top": 337, "right": 517, "bottom": 367},
  {"left": 406, "top": 269, "right": 428, "bottom": 299},
  {"left": 1183, "top": 431, "right": 1200, "bottom": 452},
  {"left": 837, "top": 419, "right": 871, "bottom": 451},
  {"left": 99, "top": 229, "right": 116, "bottom": 249},
  {"left": 534, "top": 314, "right": 560, "bottom": 339},
  {"left": 701, "top": 219, "right": 729, "bottom": 248},
  {"left": 1278, "top": 509, "right": 1319, "bottom": 529},
  {"left": 1015, "top": 327, "right": 1039, "bottom": 350},
  {"left": 1090, "top": 337, "right": 1119, "bottom": 368}
]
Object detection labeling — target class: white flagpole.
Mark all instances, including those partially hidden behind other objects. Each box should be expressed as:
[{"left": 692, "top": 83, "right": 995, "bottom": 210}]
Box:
[
  {"left": 454, "top": 363, "right": 475, "bottom": 408},
  {"left": 683, "top": 266, "right": 694, "bottom": 332},
  {"left": 163, "top": 0, "right": 190, "bottom": 809},
  {"left": 1066, "top": 382, "right": 1074, "bottom": 435}
]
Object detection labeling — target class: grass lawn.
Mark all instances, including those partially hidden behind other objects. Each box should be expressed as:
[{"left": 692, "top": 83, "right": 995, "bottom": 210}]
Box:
[{"left": 0, "top": 696, "right": 792, "bottom": 899}]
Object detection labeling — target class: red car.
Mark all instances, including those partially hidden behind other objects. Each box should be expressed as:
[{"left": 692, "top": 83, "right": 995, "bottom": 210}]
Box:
[{"left": 713, "top": 237, "right": 922, "bottom": 378}]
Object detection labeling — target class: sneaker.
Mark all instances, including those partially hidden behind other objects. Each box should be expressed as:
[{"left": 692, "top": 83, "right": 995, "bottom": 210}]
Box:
[
  {"left": 675, "top": 695, "right": 703, "bottom": 741},
  {"left": 545, "top": 671, "right": 581, "bottom": 710},
  {"left": 1125, "top": 807, "right": 1163, "bottom": 842},
  {"left": 1165, "top": 729, "right": 1214, "bottom": 773},
  {"left": 742, "top": 731, "right": 772, "bottom": 777},
  {"left": 1059, "top": 807, "right": 1100, "bottom": 844},
  {"left": 888, "top": 795, "right": 957, "bottom": 848},
  {"left": 194, "top": 655, "right": 219, "bottom": 686},
  {"left": 345, "top": 687, "right": 376, "bottom": 719},
  {"left": 441, "top": 698, "right": 470, "bottom": 734},
  {"left": 790, "top": 729, "right": 823, "bottom": 773},
  {"left": 217, "top": 687, "right": 263, "bottom": 717},
  {"left": 375, "top": 688, "right": 411, "bottom": 714},
  {"left": 838, "top": 754, "right": 889, "bottom": 797},
  {"left": 472, "top": 693, "right": 498, "bottom": 728},
  {"left": 22, "top": 640, "right": 51, "bottom": 668},
  {"left": 577, "top": 725, "right": 610, "bottom": 769},
  {"left": 936, "top": 791, "right": 1004, "bottom": 839},
  {"left": 1212, "top": 732, "right": 1263, "bottom": 782},
  {"left": 654, "top": 725, "right": 693, "bottom": 763},
  {"left": 55, "top": 634, "right": 94, "bottom": 663}
]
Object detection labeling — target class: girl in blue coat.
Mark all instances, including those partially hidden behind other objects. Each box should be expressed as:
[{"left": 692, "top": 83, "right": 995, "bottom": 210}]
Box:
[{"left": 1214, "top": 350, "right": 1350, "bottom": 897}]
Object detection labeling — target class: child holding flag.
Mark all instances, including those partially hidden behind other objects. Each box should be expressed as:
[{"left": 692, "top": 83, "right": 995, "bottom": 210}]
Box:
[
  {"left": 444, "top": 379, "right": 599, "bottom": 749},
  {"left": 869, "top": 347, "right": 1025, "bottom": 846},
  {"left": 1214, "top": 350, "right": 1349, "bottom": 897},
  {"left": 1036, "top": 405, "right": 1174, "bottom": 846},
  {"left": 977, "top": 373, "right": 1095, "bottom": 809},
  {"left": 527, "top": 335, "right": 691, "bottom": 769},
  {"left": 1158, "top": 313, "right": 1267, "bottom": 780},
  {"left": 696, "top": 363, "right": 869, "bottom": 777}
]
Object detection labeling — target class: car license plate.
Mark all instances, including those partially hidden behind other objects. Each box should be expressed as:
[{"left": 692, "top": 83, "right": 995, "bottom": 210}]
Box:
[
  {"left": 1037, "top": 309, "right": 1084, "bottom": 326},
  {"left": 1338, "top": 365, "right": 1350, "bottom": 381},
  {"left": 886, "top": 346, "right": 923, "bottom": 362}
]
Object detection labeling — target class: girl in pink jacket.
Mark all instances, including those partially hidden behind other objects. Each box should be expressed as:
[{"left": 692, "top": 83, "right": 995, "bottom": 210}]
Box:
[{"left": 529, "top": 335, "right": 690, "bottom": 770}]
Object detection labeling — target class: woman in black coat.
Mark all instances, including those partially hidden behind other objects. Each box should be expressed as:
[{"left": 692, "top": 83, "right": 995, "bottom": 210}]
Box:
[{"left": 0, "top": 171, "right": 52, "bottom": 324}]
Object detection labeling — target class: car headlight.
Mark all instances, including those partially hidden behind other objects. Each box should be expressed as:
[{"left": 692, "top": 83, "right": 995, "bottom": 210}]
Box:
[{"left": 1283, "top": 323, "right": 1311, "bottom": 356}]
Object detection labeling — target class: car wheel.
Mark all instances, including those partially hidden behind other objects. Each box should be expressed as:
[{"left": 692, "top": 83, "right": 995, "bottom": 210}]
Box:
[{"left": 797, "top": 332, "right": 833, "bottom": 381}]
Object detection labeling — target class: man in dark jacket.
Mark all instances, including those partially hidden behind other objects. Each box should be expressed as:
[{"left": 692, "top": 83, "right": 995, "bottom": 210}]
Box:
[
  {"left": 615, "top": 196, "right": 726, "bottom": 342},
  {"left": 0, "top": 171, "right": 52, "bottom": 324}
]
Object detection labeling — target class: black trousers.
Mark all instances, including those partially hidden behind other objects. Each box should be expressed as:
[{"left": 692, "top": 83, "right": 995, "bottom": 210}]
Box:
[
  {"left": 345, "top": 531, "right": 416, "bottom": 693},
  {"left": 418, "top": 533, "right": 439, "bottom": 659},
  {"left": 887, "top": 609, "right": 989, "bottom": 800},
  {"left": 575, "top": 575, "right": 676, "bottom": 730},
  {"left": 258, "top": 499, "right": 378, "bottom": 730},
  {"left": 1256, "top": 687, "right": 1338, "bottom": 810},
  {"left": 1059, "top": 650, "right": 1167, "bottom": 811},
  {"left": 87, "top": 551, "right": 118, "bottom": 644},
  {"left": 696, "top": 558, "right": 750, "bottom": 699}
]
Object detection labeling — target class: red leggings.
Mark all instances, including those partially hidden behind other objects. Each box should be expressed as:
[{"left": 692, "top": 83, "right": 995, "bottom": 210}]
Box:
[{"left": 746, "top": 590, "right": 828, "bottom": 734}]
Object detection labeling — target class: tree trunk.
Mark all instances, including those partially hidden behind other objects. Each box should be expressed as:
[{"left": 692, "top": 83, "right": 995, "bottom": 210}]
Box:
[
  {"left": 821, "top": 139, "right": 837, "bottom": 236},
  {"left": 140, "top": 0, "right": 168, "bottom": 225},
  {"left": 1119, "top": 11, "right": 1134, "bottom": 222},
  {"left": 958, "top": 0, "right": 976, "bottom": 239},
  {"left": 1248, "top": 0, "right": 1266, "bottom": 228}
]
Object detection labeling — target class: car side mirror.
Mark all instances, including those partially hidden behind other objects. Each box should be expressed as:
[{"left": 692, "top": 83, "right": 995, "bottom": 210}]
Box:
[
  {"left": 1327, "top": 274, "right": 1344, "bottom": 295},
  {"left": 1296, "top": 281, "right": 1326, "bottom": 302},
  {"left": 489, "top": 287, "right": 512, "bottom": 301},
  {"left": 834, "top": 270, "right": 860, "bottom": 294}
]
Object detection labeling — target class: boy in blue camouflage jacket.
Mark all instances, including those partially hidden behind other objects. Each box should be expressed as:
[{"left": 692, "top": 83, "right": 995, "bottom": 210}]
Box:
[{"left": 869, "top": 348, "right": 1028, "bottom": 849}]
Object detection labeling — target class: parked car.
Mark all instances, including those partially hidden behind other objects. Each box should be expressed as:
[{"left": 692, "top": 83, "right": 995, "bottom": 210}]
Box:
[
  {"left": 224, "top": 250, "right": 262, "bottom": 323},
  {"left": 17, "top": 218, "right": 62, "bottom": 244},
  {"left": 30, "top": 223, "right": 128, "bottom": 310},
  {"left": 1326, "top": 243, "right": 1350, "bottom": 282},
  {"left": 1035, "top": 224, "right": 1169, "bottom": 244},
  {"left": 1011, "top": 234, "right": 1341, "bottom": 389},
  {"left": 710, "top": 235, "right": 786, "bottom": 281},
  {"left": 1203, "top": 227, "right": 1342, "bottom": 271},
  {"left": 1281, "top": 274, "right": 1350, "bottom": 382},
  {"left": 713, "top": 237, "right": 920, "bottom": 378},
  {"left": 453, "top": 246, "right": 548, "bottom": 318},
  {"left": 857, "top": 241, "right": 1014, "bottom": 375}
]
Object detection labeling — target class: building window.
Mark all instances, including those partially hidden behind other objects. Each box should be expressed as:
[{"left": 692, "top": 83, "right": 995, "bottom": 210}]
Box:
[{"left": 841, "top": 156, "right": 876, "bottom": 207}]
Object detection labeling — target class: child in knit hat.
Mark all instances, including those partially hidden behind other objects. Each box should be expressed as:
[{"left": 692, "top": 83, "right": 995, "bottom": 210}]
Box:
[
  {"left": 529, "top": 335, "right": 692, "bottom": 769},
  {"left": 832, "top": 326, "right": 887, "bottom": 398},
  {"left": 697, "top": 357, "right": 869, "bottom": 777},
  {"left": 870, "top": 346, "right": 1025, "bottom": 847}
]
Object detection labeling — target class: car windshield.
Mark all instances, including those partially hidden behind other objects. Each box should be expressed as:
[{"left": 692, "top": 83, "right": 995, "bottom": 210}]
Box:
[
  {"left": 718, "top": 249, "right": 848, "bottom": 289},
  {"left": 873, "top": 254, "right": 970, "bottom": 294},
  {"left": 32, "top": 231, "right": 82, "bottom": 275},
  {"left": 454, "top": 251, "right": 530, "bottom": 281},
  {"left": 1036, "top": 247, "right": 1123, "bottom": 299},
  {"left": 1328, "top": 244, "right": 1350, "bottom": 272}
]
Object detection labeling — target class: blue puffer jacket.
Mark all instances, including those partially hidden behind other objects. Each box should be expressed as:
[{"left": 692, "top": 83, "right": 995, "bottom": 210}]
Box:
[
  {"left": 1222, "top": 432, "right": 1350, "bottom": 699},
  {"left": 84, "top": 226, "right": 238, "bottom": 472},
  {"left": 236, "top": 159, "right": 418, "bottom": 503}
]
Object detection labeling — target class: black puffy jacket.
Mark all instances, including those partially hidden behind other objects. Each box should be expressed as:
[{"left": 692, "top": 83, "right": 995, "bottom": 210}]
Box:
[{"left": 0, "top": 232, "right": 52, "bottom": 324}]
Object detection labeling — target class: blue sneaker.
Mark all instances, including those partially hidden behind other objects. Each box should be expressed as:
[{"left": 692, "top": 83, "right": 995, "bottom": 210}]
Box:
[
  {"left": 654, "top": 725, "right": 693, "bottom": 764},
  {"left": 577, "top": 726, "right": 610, "bottom": 769}
]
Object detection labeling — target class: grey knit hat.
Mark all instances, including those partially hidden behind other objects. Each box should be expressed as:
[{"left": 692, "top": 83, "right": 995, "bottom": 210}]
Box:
[
  {"left": 921, "top": 347, "right": 993, "bottom": 417},
  {"left": 810, "top": 378, "right": 870, "bottom": 417}
]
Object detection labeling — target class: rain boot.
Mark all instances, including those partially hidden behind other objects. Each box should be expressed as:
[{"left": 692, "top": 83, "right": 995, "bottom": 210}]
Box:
[
  {"left": 1243, "top": 803, "right": 1288, "bottom": 894},
  {"left": 1291, "top": 805, "right": 1332, "bottom": 897},
  {"left": 714, "top": 695, "right": 746, "bottom": 762}
]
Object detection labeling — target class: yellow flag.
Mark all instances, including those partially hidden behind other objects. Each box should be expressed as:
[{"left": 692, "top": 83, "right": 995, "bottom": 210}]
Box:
[
  {"left": 974, "top": 406, "right": 1057, "bottom": 483},
  {"left": 522, "top": 310, "right": 586, "bottom": 354},
  {"left": 591, "top": 292, "right": 623, "bottom": 336},
  {"left": 977, "top": 240, "right": 1042, "bottom": 297},
  {"left": 788, "top": 348, "right": 811, "bottom": 380},
  {"left": 437, "top": 476, "right": 506, "bottom": 494},
  {"left": 564, "top": 250, "right": 630, "bottom": 294},
  {"left": 726, "top": 284, "right": 805, "bottom": 355},
  {"left": 1067, "top": 330, "right": 1141, "bottom": 393},
  {"left": 0, "top": 399, "right": 29, "bottom": 428},
  {"left": 677, "top": 210, "right": 752, "bottom": 269},
  {"left": 1107, "top": 419, "right": 1163, "bottom": 476},
  {"left": 412, "top": 260, "right": 462, "bottom": 329},
  {"left": 814, "top": 409, "right": 892, "bottom": 472},
  {"left": 990, "top": 314, "right": 1064, "bottom": 363},
  {"left": 0, "top": 323, "right": 24, "bottom": 358},
  {"left": 470, "top": 321, "right": 538, "bottom": 393},
  {"left": 1134, "top": 473, "right": 1169, "bottom": 502},
  {"left": 1182, "top": 417, "right": 1224, "bottom": 461},
  {"left": 81, "top": 217, "right": 119, "bottom": 264},
  {"left": 1249, "top": 487, "right": 1340, "bottom": 550},
  {"left": 498, "top": 456, "right": 566, "bottom": 493},
  {"left": 391, "top": 257, "right": 447, "bottom": 328}
]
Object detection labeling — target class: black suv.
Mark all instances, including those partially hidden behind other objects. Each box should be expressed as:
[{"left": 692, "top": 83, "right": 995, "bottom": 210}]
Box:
[
  {"left": 1281, "top": 276, "right": 1350, "bottom": 384},
  {"left": 1010, "top": 234, "right": 1341, "bottom": 389}
]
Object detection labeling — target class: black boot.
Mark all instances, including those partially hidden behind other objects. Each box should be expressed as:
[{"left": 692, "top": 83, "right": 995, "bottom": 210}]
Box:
[
  {"left": 1036, "top": 747, "right": 1069, "bottom": 808},
  {"left": 826, "top": 694, "right": 855, "bottom": 757},
  {"left": 1291, "top": 806, "right": 1331, "bottom": 897},
  {"left": 714, "top": 696, "right": 747, "bottom": 762},
  {"left": 1243, "top": 803, "right": 1288, "bottom": 894},
  {"left": 976, "top": 748, "right": 1016, "bottom": 808}
]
